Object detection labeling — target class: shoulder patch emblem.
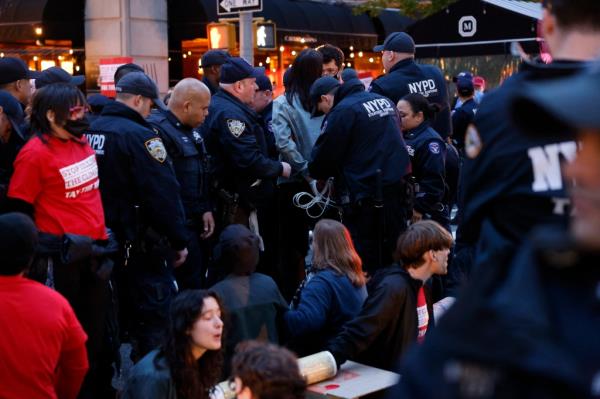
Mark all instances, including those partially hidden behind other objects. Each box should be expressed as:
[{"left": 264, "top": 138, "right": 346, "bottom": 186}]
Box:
[
  {"left": 428, "top": 142, "right": 441, "bottom": 154},
  {"left": 145, "top": 137, "right": 167, "bottom": 163},
  {"left": 227, "top": 119, "right": 246, "bottom": 138},
  {"left": 465, "top": 124, "right": 482, "bottom": 159}
]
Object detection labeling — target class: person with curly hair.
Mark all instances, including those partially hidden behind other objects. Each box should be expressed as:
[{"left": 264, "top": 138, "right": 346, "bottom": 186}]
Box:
[
  {"left": 231, "top": 340, "right": 306, "bottom": 399},
  {"left": 121, "top": 290, "right": 224, "bottom": 399}
]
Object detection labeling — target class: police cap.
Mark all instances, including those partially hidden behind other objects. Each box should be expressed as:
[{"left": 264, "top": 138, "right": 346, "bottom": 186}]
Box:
[
  {"left": 456, "top": 76, "right": 474, "bottom": 96},
  {"left": 373, "top": 32, "right": 415, "bottom": 54},
  {"left": 309, "top": 76, "right": 341, "bottom": 116},
  {"left": 200, "top": 49, "right": 230, "bottom": 68},
  {"left": 220, "top": 57, "right": 263, "bottom": 84},
  {"left": 254, "top": 67, "right": 272, "bottom": 91},
  {"left": 0, "top": 91, "right": 23, "bottom": 139},
  {"left": 510, "top": 64, "right": 600, "bottom": 136},
  {"left": 0, "top": 57, "right": 41, "bottom": 84},
  {"left": 341, "top": 68, "right": 358, "bottom": 82},
  {"left": 116, "top": 71, "right": 167, "bottom": 110},
  {"left": 452, "top": 71, "right": 473, "bottom": 83},
  {"left": 35, "top": 66, "right": 85, "bottom": 89}
]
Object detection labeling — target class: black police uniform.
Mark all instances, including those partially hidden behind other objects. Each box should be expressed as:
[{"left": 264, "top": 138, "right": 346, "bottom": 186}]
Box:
[
  {"left": 454, "top": 60, "right": 583, "bottom": 286},
  {"left": 369, "top": 58, "right": 452, "bottom": 140},
  {"left": 260, "top": 101, "right": 278, "bottom": 160},
  {"left": 391, "top": 227, "right": 600, "bottom": 399},
  {"left": 403, "top": 122, "right": 449, "bottom": 229},
  {"left": 451, "top": 97, "right": 477, "bottom": 152},
  {"left": 89, "top": 101, "right": 189, "bottom": 357},
  {"left": 147, "top": 109, "right": 212, "bottom": 289},
  {"left": 309, "top": 78, "right": 411, "bottom": 273}
]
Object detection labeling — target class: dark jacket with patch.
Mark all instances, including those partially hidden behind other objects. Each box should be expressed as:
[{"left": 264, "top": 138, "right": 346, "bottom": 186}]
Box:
[
  {"left": 369, "top": 58, "right": 452, "bottom": 139},
  {"left": 199, "top": 90, "right": 282, "bottom": 209},
  {"left": 456, "top": 60, "right": 583, "bottom": 281},
  {"left": 326, "top": 264, "right": 434, "bottom": 371},
  {"left": 147, "top": 109, "right": 212, "bottom": 229},
  {"left": 89, "top": 101, "right": 188, "bottom": 250},
  {"left": 393, "top": 227, "right": 600, "bottom": 399},
  {"left": 309, "top": 78, "right": 411, "bottom": 203},
  {"left": 451, "top": 97, "right": 477, "bottom": 151},
  {"left": 403, "top": 121, "right": 448, "bottom": 225}
]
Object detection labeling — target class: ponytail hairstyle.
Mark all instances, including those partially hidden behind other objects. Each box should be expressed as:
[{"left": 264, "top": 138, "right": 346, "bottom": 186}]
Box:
[{"left": 401, "top": 93, "right": 442, "bottom": 122}]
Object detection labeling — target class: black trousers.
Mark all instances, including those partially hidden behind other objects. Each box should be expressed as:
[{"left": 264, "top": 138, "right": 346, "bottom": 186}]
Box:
[
  {"left": 343, "top": 193, "right": 410, "bottom": 274},
  {"left": 51, "top": 257, "right": 114, "bottom": 399},
  {"left": 174, "top": 227, "right": 205, "bottom": 289}
]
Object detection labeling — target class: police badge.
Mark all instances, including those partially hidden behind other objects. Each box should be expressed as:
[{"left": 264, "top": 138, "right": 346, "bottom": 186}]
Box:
[
  {"left": 227, "top": 119, "right": 246, "bottom": 138},
  {"left": 145, "top": 138, "right": 167, "bottom": 163}
]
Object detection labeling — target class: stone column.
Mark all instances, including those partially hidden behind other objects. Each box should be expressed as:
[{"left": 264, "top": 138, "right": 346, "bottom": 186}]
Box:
[{"left": 84, "top": 0, "right": 169, "bottom": 94}]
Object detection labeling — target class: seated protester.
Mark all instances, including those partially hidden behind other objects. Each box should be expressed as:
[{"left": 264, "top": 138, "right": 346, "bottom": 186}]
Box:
[
  {"left": 284, "top": 219, "right": 367, "bottom": 357},
  {"left": 326, "top": 220, "right": 453, "bottom": 371},
  {"left": 122, "top": 290, "right": 224, "bottom": 399},
  {"left": 0, "top": 213, "right": 88, "bottom": 399},
  {"left": 231, "top": 340, "right": 307, "bottom": 399},
  {"left": 210, "top": 224, "right": 287, "bottom": 375}
]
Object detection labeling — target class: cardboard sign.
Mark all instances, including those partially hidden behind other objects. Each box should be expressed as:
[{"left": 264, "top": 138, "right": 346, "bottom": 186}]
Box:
[
  {"left": 306, "top": 361, "right": 400, "bottom": 399},
  {"left": 99, "top": 57, "right": 134, "bottom": 98}
]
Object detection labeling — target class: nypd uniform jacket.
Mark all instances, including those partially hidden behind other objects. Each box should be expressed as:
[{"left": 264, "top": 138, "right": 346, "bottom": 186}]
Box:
[
  {"left": 403, "top": 122, "right": 448, "bottom": 223},
  {"left": 260, "top": 101, "right": 278, "bottom": 160},
  {"left": 369, "top": 58, "right": 452, "bottom": 140},
  {"left": 199, "top": 90, "right": 282, "bottom": 208},
  {"left": 451, "top": 97, "right": 477, "bottom": 151},
  {"left": 458, "top": 60, "right": 583, "bottom": 273},
  {"left": 147, "top": 109, "right": 212, "bottom": 227},
  {"left": 309, "top": 78, "right": 410, "bottom": 202},
  {"left": 88, "top": 101, "right": 188, "bottom": 250}
]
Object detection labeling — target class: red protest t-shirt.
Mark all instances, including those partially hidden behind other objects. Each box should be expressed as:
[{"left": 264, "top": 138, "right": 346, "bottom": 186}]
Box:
[
  {"left": 416, "top": 285, "right": 429, "bottom": 343},
  {"left": 0, "top": 276, "right": 88, "bottom": 399},
  {"left": 8, "top": 134, "right": 107, "bottom": 240}
]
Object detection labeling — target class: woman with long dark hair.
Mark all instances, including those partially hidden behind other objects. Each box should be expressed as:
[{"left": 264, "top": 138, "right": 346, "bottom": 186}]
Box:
[
  {"left": 284, "top": 219, "right": 367, "bottom": 356},
  {"left": 397, "top": 93, "right": 449, "bottom": 229},
  {"left": 122, "top": 290, "right": 224, "bottom": 399},
  {"left": 271, "top": 48, "right": 324, "bottom": 300}
]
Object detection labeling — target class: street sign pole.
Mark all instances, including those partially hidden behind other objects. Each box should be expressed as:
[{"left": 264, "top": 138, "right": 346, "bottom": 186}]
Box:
[{"left": 239, "top": 11, "right": 254, "bottom": 65}]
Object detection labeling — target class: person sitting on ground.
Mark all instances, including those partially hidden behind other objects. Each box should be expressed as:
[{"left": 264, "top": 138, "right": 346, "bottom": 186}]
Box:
[
  {"left": 0, "top": 212, "right": 88, "bottom": 399},
  {"left": 326, "top": 220, "right": 453, "bottom": 371},
  {"left": 284, "top": 219, "right": 367, "bottom": 357},
  {"left": 231, "top": 340, "right": 307, "bottom": 399},
  {"left": 210, "top": 224, "right": 287, "bottom": 375},
  {"left": 121, "top": 290, "right": 224, "bottom": 399}
]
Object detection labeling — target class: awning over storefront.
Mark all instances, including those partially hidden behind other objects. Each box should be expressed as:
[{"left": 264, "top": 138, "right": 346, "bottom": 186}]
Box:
[
  {"left": 407, "top": 0, "right": 542, "bottom": 58},
  {"left": 172, "top": 0, "right": 379, "bottom": 50},
  {"left": 0, "top": 0, "right": 46, "bottom": 41},
  {"left": 373, "top": 9, "right": 413, "bottom": 41}
]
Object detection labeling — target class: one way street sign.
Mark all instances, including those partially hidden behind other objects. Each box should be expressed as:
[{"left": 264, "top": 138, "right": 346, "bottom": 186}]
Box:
[{"left": 217, "top": 0, "right": 263, "bottom": 15}]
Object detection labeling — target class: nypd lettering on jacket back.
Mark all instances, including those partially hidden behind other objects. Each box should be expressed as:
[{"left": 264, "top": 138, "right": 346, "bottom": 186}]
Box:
[
  {"left": 362, "top": 98, "right": 395, "bottom": 119},
  {"left": 408, "top": 79, "right": 438, "bottom": 98}
]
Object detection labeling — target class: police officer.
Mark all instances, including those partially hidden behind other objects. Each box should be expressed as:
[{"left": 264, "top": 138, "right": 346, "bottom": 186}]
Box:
[
  {"left": 0, "top": 92, "right": 24, "bottom": 210},
  {"left": 394, "top": 53, "right": 600, "bottom": 399},
  {"left": 147, "top": 78, "right": 214, "bottom": 289},
  {"left": 199, "top": 57, "right": 291, "bottom": 277},
  {"left": 89, "top": 72, "right": 189, "bottom": 359},
  {"left": 199, "top": 49, "right": 230, "bottom": 95},
  {"left": 453, "top": 0, "right": 600, "bottom": 288},
  {"left": 309, "top": 76, "right": 411, "bottom": 273},
  {"left": 369, "top": 32, "right": 452, "bottom": 140},
  {"left": 451, "top": 76, "right": 477, "bottom": 152},
  {"left": 250, "top": 69, "right": 277, "bottom": 160},
  {"left": 397, "top": 93, "right": 449, "bottom": 230}
]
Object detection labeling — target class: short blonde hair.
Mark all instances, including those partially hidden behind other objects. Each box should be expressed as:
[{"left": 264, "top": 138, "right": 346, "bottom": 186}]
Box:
[
  {"left": 395, "top": 221, "right": 453, "bottom": 268},
  {"left": 312, "top": 219, "right": 365, "bottom": 287}
]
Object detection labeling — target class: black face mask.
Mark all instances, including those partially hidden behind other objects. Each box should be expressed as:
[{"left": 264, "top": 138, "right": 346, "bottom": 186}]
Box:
[{"left": 64, "top": 116, "right": 90, "bottom": 138}]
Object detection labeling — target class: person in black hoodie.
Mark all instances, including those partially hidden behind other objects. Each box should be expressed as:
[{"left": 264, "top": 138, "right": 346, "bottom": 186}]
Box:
[
  {"left": 326, "top": 220, "right": 453, "bottom": 371},
  {"left": 309, "top": 76, "right": 411, "bottom": 273}
]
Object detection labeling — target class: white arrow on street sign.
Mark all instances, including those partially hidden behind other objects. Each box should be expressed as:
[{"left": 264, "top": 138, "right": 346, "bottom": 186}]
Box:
[{"left": 218, "top": 0, "right": 262, "bottom": 15}]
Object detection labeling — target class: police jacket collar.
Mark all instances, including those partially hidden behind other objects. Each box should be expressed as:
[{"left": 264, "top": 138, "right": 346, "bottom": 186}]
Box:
[
  {"left": 404, "top": 121, "right": 431, "bottom": 139},
  {"left": 100, "top": 101, "right": 152, "bottom": 129},
  {"left": 389, "top": 57, "right": 416, "bottom": 74},
  {"left": 333, "top": 78, "right": 365, "bottom": 108},
  {"left": 164, "top": 109, "right": 195, "bottom": 131},
  {"left": 218, "top": 89, "right": 260, "bottom": 119}
]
